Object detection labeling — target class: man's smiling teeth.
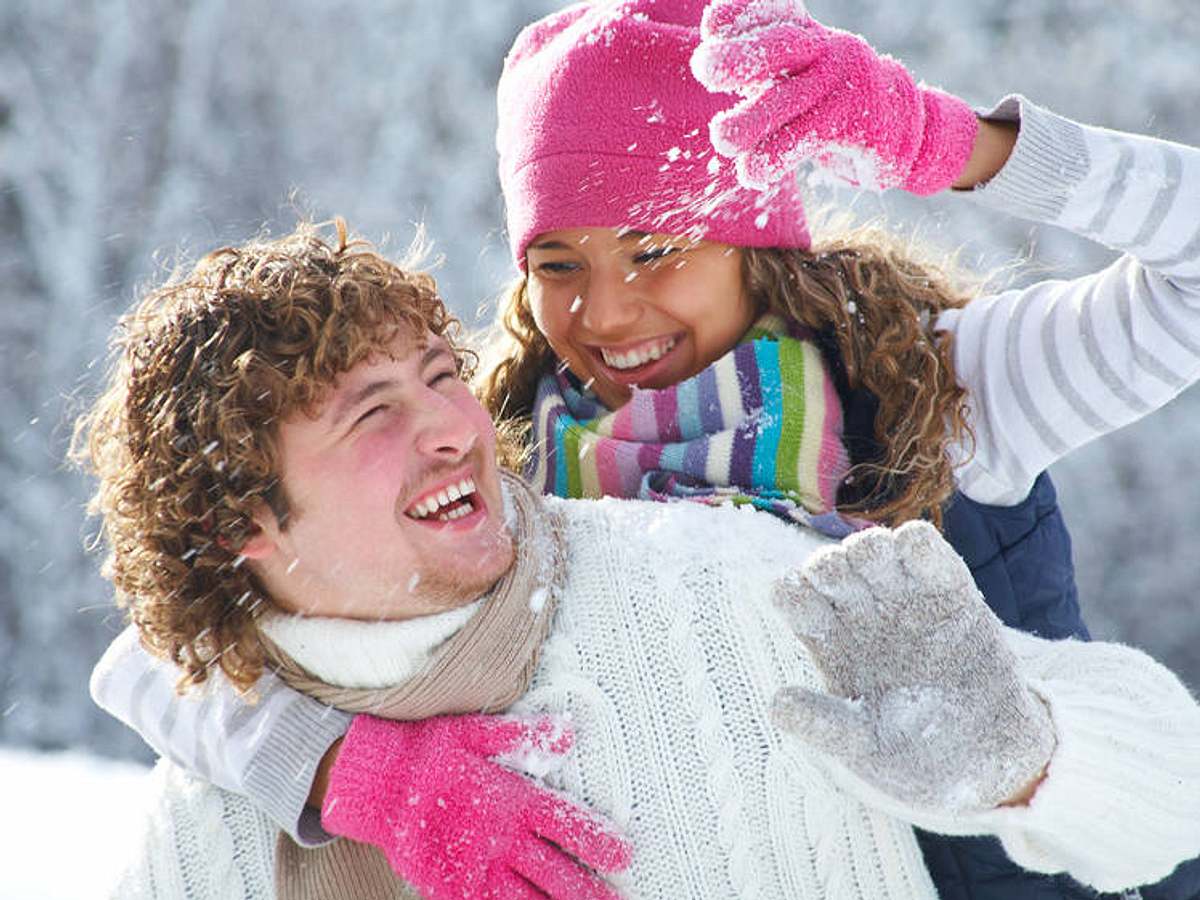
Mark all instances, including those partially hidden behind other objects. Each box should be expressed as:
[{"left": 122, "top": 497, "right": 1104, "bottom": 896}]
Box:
[
  {"left": 407, "top": 477, "right": 477, "bottom": 520},
  {"left": 600, "top": 337, "right": 676, "bottom": 370}
]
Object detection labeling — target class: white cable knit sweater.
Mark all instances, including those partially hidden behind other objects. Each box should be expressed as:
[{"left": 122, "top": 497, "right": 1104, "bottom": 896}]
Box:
[{"left": 110, "top": 497, "right": 1200, "bottom": 898}]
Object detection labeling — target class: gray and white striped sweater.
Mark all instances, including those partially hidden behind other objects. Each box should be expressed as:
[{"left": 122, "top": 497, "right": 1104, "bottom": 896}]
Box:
[{"left": 947, "top": 96, "right": 1200, "bottom": 503}]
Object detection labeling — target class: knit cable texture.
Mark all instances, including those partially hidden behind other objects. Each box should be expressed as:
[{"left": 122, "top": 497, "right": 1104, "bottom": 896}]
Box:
[
  {"left": 112, "top": 761, "right": 277, "bottom": 899},
  {"left": 109, "top": 493, "right": 1200, "bottom": 896},
  {"left": 515, "top": 497, "right": 938, "bottom": 898}
]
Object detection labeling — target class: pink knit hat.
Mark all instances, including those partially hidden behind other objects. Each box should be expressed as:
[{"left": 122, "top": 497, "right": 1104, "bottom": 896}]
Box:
[{"left": 497, "top": 0, "right": 811, "bottom": 270}]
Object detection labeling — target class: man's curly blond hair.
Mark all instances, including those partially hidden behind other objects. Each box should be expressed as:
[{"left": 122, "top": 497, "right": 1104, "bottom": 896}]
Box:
[{"left": 73, "top": 219, "right": 472, "bottom": 694}]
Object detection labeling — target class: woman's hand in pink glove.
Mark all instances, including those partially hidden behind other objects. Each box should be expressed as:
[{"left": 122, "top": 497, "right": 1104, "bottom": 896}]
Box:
[
  {"left": 321, "top": 713, "right": 631, "bottom": 900},
  {"left": 691, "top": 0, "right": 979, "bottom": 194}
]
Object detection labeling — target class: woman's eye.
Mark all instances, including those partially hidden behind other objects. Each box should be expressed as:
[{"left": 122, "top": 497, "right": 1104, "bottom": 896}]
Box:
[
  {"left": 634, "top": 246, "right": 680, "bottom": 265},
  {"left": 429, "top": 370, "right": 455, "bottom": 387},
  {"left": 536, "top": 260, "right": 578, "bottom": 275}
]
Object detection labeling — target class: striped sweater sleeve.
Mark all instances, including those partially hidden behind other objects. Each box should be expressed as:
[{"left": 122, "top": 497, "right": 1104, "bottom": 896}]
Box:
[
  {"left": 90, "top": 625, "right": 351, "bottom": 847},
  {"left": 937, "top": 96, "right": 1200, "bottom": 505}
]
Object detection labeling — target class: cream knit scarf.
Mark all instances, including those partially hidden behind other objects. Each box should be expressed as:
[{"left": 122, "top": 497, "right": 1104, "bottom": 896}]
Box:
[{"left": 260, "top": 472, "right": 565, "bottom": 900}]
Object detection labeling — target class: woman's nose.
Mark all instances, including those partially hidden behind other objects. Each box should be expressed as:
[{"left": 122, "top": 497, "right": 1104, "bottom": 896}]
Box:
[{"left": 578, "top": 268, "right": 643, "bottom": 335}]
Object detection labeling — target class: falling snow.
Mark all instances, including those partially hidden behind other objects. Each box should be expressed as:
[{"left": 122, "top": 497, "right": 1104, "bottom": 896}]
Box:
[{"left": 2, "top": 3, "right": 1198, "bottom": 879}]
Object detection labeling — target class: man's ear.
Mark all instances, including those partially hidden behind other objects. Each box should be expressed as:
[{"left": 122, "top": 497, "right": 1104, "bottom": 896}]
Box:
[
  {"left": 237, "top": 525, "right": 276, "bottom": 561},
  {"left": 224, "top": 504, "right": 283, "bottom": 561}
]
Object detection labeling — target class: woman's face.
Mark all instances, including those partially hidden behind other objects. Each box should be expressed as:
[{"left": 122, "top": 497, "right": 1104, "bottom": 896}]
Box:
[{"left": 525, "top": 227, "right": 757, "bottom": 409}]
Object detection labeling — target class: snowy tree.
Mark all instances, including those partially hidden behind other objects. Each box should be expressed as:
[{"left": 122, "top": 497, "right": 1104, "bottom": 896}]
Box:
[
  {"left": 0, "top": 0, "right": 1196, "bottom": 761},
  {"left": 0, "top": 0, "right": 559, "bottom": 757}
]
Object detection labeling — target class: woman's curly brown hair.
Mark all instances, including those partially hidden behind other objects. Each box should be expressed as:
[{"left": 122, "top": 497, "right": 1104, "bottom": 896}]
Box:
[
  {"left": 477, "top": 221, "right": 978, "bottom": 527},
  {"left": 73, "top": 219, "right": 472, "bottom": 694}
]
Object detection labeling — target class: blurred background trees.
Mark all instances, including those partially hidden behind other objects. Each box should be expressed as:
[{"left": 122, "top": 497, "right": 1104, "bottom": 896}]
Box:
[{"left": 1, "top": 0, "right": 1196, "bottom": 762}]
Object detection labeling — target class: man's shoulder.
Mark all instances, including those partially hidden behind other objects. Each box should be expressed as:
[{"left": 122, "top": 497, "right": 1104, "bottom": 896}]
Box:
[{"left": 546, "top": 495, "right": 834, "bottom": 566}]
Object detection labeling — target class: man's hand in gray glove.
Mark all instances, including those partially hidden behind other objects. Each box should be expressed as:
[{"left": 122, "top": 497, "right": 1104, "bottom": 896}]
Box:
[{"left": 772, "top": 520, "right": 1055, "bottom": 813}]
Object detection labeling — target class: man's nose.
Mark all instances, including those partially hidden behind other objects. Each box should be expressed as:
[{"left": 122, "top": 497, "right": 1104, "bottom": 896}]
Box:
[
  {"left": 578, "top": 267, "right": 643, "bottom": 335},
  {"left": 414, "top": 396, "right": 478, "bottom": 461}
]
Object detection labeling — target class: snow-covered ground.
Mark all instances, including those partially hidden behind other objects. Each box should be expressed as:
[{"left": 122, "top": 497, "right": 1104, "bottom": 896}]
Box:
[{"left": 2, "top": 747, "right": 152, "bottom": 900}]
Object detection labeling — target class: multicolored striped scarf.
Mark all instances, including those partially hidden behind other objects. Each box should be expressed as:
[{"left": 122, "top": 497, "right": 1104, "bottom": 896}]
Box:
[{"left": 529, "top": 315, "right": 859, "bottom": 538}]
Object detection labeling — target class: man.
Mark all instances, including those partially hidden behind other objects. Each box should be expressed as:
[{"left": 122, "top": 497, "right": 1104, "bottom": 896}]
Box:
[
  {"left": 81, "top": 221, "right": 1200, "bottom": 899},
  {"left": 80, "top": 221, "right": 629, "bottom": 900}
]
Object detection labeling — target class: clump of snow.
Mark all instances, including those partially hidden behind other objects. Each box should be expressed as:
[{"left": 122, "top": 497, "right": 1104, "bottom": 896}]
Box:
[
  {"left": 494, "top": 713, "right": 572, "bottom": 779},
  {"left": 801, "top": 142, "right": 889, "bottom": 192},
  {"left": 877, "top": 685, "right": 946, "bottom": 743},
  {"left": 726, "top": 0, "right": 811, "bottom": 34},
  {"left": 529, "top": 586, "right": 548, "bottom": 614},
  {"left": 639, "top": 98, "right": 666, "bottom": 124}
]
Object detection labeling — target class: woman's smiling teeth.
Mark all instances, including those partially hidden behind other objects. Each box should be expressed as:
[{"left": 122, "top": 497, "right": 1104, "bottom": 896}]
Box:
[
  {"left": 406, "top": 477, "right": 478, "bottom": 521},
  {"left": 599, "top": 336, "right": 676, "bottom": 370}
]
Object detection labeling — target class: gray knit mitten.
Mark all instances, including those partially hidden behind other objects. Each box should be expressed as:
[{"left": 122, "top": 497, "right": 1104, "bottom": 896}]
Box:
[{"left": 772, "top": 520, "right": 1056, "bottom": 812}]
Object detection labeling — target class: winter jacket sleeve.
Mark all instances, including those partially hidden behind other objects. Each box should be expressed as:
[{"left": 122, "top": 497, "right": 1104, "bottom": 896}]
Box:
[
  {"left": 107, "top": 760, "right": 279, "bottom": 900},
  {"left": 936, "top": 96, "right": 1200, "bottom": 505},
  {"left": 90, "top": 625, "right": 351, "bottom": 847}
]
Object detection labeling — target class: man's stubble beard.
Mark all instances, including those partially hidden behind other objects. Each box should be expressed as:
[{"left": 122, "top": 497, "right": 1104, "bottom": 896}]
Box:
[{"left": 408, "top": 524, "right": 517, "bottom": 614}]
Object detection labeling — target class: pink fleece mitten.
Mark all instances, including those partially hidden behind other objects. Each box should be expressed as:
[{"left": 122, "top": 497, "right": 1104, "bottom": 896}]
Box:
[
  {"left": 691, "top": 0, "right": 979, "bottom": 194},
  {"left": 321, "top": 713, "right": 631, "bottom": 900}
]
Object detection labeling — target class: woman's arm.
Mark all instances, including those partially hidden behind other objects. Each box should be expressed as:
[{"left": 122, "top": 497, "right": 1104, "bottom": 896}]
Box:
[
  {"left": 690, "top": 6, "right": 1200, "bottom": 505},
  {"left": 939, "top": 98, "right": 1200, "bottom": 504},
  {"left": 91, "top": 626, "right": 351, "bottom": 846},
  {"left": 953, "top": 119, "right": 1018, "bottom": 189},
  {"left": 91, "top": 626, "right": 632, "bottom": 899}
]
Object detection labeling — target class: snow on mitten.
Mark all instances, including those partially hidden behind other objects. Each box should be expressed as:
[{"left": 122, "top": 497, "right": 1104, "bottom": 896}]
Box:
[
  {"left": 771, "top": 521, "right": 1056, "bottom": 812},
  {"left": 691, "top": 0, "right": 979, "bottom": 193},
  {"left": 321, "top": 713, "right": 631, "bottom": 900}
]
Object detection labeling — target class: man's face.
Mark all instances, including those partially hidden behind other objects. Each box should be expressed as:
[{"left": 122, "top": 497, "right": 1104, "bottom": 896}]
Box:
[{"left": 249, "top": 331, "right": 514, "bottom": 619}]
